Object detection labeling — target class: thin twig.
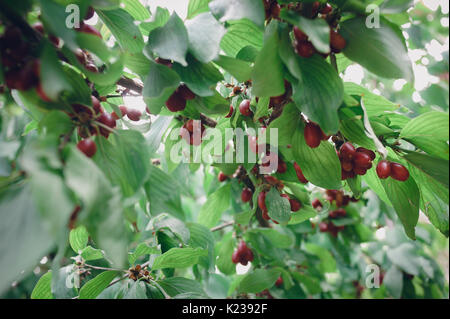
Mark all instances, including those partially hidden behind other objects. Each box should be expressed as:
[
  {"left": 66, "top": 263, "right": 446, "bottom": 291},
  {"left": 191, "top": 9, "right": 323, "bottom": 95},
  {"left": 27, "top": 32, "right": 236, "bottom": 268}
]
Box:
[
  {"left": 210, "top": 221, "right": 234, "bottom": 232},
  {"left": 84, "top": 264, "right": 126, "bottom": 272},
  {"left": 149, "top": 279, "right": 172, "bottom": 299}
]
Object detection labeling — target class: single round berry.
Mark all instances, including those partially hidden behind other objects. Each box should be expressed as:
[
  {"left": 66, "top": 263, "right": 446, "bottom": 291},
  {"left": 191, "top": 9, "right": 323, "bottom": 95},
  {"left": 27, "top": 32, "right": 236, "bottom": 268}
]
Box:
[
  {"left": 390, "top": 163, "right": 409, "bottom": 181},
  {"left": 296, "top": 41, "right": 316, "bottom": 58},
  {"left": 258, "top": 191, "right": 267, "bottom": 213},
  {"left": 353, "top": 166, "right": 367, "bottom": 176},
  {"left": 241, "top": 188, "right": 253, "bottom": 203},
  {"left": 77, "top": 139, "right": 97, "bottom": 158},
  {"left": 312, "top": 199, "right": 323, "bottom": 210},
  {"left": 155, "top": 57, "right": 173, "bottom": 68},
  {"left": 293, "top": 162, "right": 308, "bottom": 184},
  {"left": 231, "top": 250, "right": 240, "bottom": 264},
  {"left": 218, "top": 172, "right": 228, "bottom": 182},
  {"left": 340, "top": 142, "right": 356, "bottom": 161},
  {"left": 239, "top": 99, "right": 252, "bottom": 117},
  {"left": 166, "top": 91, "right": 186, "bottom": 112},
  {"left": 341, "top": 160, "right": 354, "bottom": 172},
  {"left": 177, "top": 84, "right": 196, "bottom": 101},
  {"left": 98, "top": 112, "right": 116, "bottom": 137},
  {"left": 277, "top": 160, "right": 287, "bottom": 174},
  {"left": 270, "top": 2, "right": 281, "bottom": 18},
  {"left": 293, "top": 26, "right": 308, "bottom": 42},
  {"left": 91, "top": 96, "right": 103, "bottom": 114},
  {"left": 275, "top": 277, "right": 283, "bottom": 287},
  {"left": 376, "top": 160, "right": 391, "bottom": 179},
  {"left": 319, "top": 222, "right": 329, "bottom": 233},
  {"left": 304, "top": 122, "right": 322, "bottom": 148},
  {"left": 289, "top": 198, "right": 302, "bottom": 212},
  {"left": 353, "top": 152, "right": 372, "bottom": 168},
  {"left": 356, "top": 147, "right": 376, "bottom": 161},
  {"left": 330, "top": 30, "right": 346, "bottom": 53},
  {"left": 127, "top": 109, "right": 142, "bottom": 121},
  {"left": 320, "top": 3, "right": 332, "bottom": 15}
]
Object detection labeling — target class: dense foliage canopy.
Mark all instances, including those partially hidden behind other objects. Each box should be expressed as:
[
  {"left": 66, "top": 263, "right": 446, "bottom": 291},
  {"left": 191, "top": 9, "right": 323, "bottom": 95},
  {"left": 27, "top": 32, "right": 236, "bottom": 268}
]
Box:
[{"left": 0, "top": 0, "right": 448, "bottom": 299}]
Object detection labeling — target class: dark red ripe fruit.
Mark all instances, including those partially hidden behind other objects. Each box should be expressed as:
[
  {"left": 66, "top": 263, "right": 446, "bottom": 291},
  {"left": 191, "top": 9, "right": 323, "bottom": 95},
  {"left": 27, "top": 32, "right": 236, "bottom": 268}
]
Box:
[
  {"left": 312, "top": 199, "right": 323, "bottom": 210},
  {"left": 155, "top": 57, "right": 173, "bottom": 68},
  {"left": 289, "top": 198, "right": 302, "bottom": 212},
  {"left": 98, "top": 112, "right": 116, "bottom": 137},
  {"left": 36, "top": 83, "right": 52, "bottom": 102},
  {"left": 330, "top": 30, "right": 346, "bottom": 53},
  {"left": 3, "top": 26, "right": 22, "bottom": 49},
  {"left": 262, "top": 210, "right": 270, "bottom": 220},
  {"left": 258, "top": 191, "right": 267, "bottom": 213},
  {"left": 270, "top": 3, "right": 281, "bottom": 19},
  {"left": 241, "top": 188, "right": 253, "bottom": 203},
  {"left": 91, "top": 96, "right": 103, "bottom": 114},
  {"left": 390, "top": 163, "right": 409, "bottom": 182},
  {"left": 244, "top": 248, "right": 254, "bottom": 262},
  {"left": 85, "top": 6, "right": 95, "bottom": 20},
  {"left": 319, "top": 222, "right": 329, "bottom": 233},
  {"left": 293, "top": 162, "right": 308, "bottom": 184},
  {"left": 218, "top": 172, "right": 228, "bottom": 182},
  {"left": 277, "top": 160, "right": 287, "bottom": 174},
  {"left": 231, "top": 250, "right": 240, "bottom": 264},
  {"left": 119, "top": 105, "right": 128, "bottom": 117},
  {"left": 75, "top": 49, "right": 88, "bottom": 65},
  {"left": 185, "top": 119, "right": 195, "bottom": 133},
  {"left": 177, "top": 84, "right": 196, "bottom": 101},
  {"left": 225, "top": 105, "right": 234, "bottom": 118},
  {"left": 353, "top": 166, "right": 367, "bottom": 176},
  {"left": 239, "top": 99, "right": 252, "bottom": 117},
  {"left": 127, "top": 109, "right": 142, "bottom": 121},
  {"left": 78, "top": 23, "right": 102, "bottom": 38},
  {"left": 353, "top": 152, "right": 372, "bottom": 168},
  {"left": 275, "top": 277, "right": 283, "bottom": 287},
  {"left": 85, "top": 63, "right": 99, "bottom": 73},
  {"left": 293, "top": 26, "right": 308, "bottom": 42},
  {"left": 341, "top": 160, "right": 353, "bottom": 172},
  {"left": 33, "top": 23, "right": 44, "bottom": 34},
  {"left": 165, "top": 91, "right": 186, "bottom": 112},
  {"left": 320, "top": 3, "right": 332, "bottom": 14},
  {"left": 376, "top": 160, "right": 391, "bottom": 179},
  {"left": 342, "top": 169, "right": 356, "bottom": 180},
  {"left": 304, "top": 122, "right": 322, "bottom": 148},
  {"left": 356, "top": 147, "right": 376, "bottom": 161},
  {"left": 77, "top": 139, "right": 97, "bottom": 158},
  {"left": 296, "top": 41, "right": 315, "bottom": 58},
  {"left": 340, "top": 142, "right": 356, "bottom": 161}
]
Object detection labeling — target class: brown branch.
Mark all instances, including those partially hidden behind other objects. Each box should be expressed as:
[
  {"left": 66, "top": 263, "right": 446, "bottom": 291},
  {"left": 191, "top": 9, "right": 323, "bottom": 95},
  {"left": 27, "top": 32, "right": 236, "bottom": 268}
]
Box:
[
  {"left": 200, "top": 114, "right": 217, "bottom": 128},
  {"left": 117, "top": 76, "right": 143, "bottom": 94},
  {"left": 211, "top": 221, "right": 234, "bottom": 232}
]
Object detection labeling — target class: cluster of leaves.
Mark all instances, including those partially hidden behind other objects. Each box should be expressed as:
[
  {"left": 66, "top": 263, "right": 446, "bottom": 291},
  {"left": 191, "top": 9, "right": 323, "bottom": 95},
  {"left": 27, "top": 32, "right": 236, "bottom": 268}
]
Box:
[{"left": 0, "top": 0, "right": 448, "bottom": 299}]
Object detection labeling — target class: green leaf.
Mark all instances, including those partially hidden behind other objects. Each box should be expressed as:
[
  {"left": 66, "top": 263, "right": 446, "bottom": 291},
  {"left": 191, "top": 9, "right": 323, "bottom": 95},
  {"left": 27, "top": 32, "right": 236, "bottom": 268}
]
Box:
[
  {"left": 147, "top": 13, "right": 189, "bottom": 66},
  {"left": 347, "top": 175, "right": 362, "bottom": 198},
  {"left": 81, "top": 246, "right": 105, "bottom": 261},
  {"left": 69, "top": 226, "right": 89, "bottom": 253},
  {"left": 122, "top": 0, "right": 150, "bottom": 21},
  {"left": 339, "top": 117, "right": 376, "bottom": 150},
  {"left": 40, "top": 43, "right": 71, "bottom": 101},
  {"left": 188, "top": 0, "right": 211, "bottom": 19},
  {"left": 157, "top": 277, "right": 207, "bottom": 298},
  {"left": 128, "top": 243, "right": 160, "bottom": 265},
  {"left": 97, "top": 9, "right": 144, "bottom": 53},
  {"left": 79, "top": 271, "right": 119, "bottom": 299},
  {"left": 266, "top": 188, "right": 291, "bottom": 224},
  {"left": 220, "top": 19, "right": 263, "bottom": 57},
  {"left": 123, "top": 281, "right": 148, "bottom": 299},
  {"left": 152, "top": 248, "right": 207, "bottom": 270},
  {"left": 248, "top": 228, "right": 293, "bottom": 248},
  {"left": 384, "top": 265, "right": 403, "bottom": 298},
  {"left": 340, "top": 17, "right": 413, "bottom": 81},
  {"left": 238, "top": 269, "right": 281, "bottom": 293},
  {"left": 140, "top": 6, "right": 170, "bottom": 34},
  {"left": 267, "top": 103, "right": 300, "bottom": 146},
  {"left": 198, "top": 184, "right": 231, "bottom": 228},
  {"left": 400, "top": 111, "right": 449, "bottom": 159},
  {"left": 280, "top": 9, "right": 330, "bottom": 54},
  {"left": 386, "top": 243, "right": 421, "bottom": 276},
  {"left": 209, "top": 0, "right": 265, "bottom": 28},
  {"left": 288, "top": 206, "right": 317, "bottom": 225},
  {"left": 304, "top": 243, "right": 336, "bottom": 273},
  {"left": 291, "top": 123, "right": 342, "bottom": 189},
  {"left": 31, "top": 271, "right": 53, "bottom": 299},
  {"left": 187, "top": 222, "right": 215, "bottom": 270},
  {"left": 279, "top": 31, "right": 343, "bottom": 134},
  {"left": 403, "top": 152, "right": 449, "bottom": 188},
  {"left": 214, "top": 55, "right": 253, "bottom": 82},
  {"left": 186, "top": 13, "right": 227, "bottom": 63},
  {"left": 216, "top": 234, "right": 236, "bottom": 275},
  {"left": 381, "top": 176, "right": 420, "bottom": 240},
  {"left": 143, "top": 60, "right": 180, "bottom": 114},
  {"left": 252, "top": 21, "right": 285, "bottom": 98},
  {"left": 95, "top": 130, "right": 150, "bottom": 197},
  {"left": 172, "top": 55, "right": 223, "bottom": 97},
  {"left": 38, "top": 111, "right": 73, "bottom": 137}
]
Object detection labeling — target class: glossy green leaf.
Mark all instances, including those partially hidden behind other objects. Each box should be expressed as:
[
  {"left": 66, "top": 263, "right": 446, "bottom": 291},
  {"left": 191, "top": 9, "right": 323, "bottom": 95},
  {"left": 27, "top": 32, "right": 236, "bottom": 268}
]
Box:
[
  {"left": 79, "top": 271, "right": 119, "bottom": 299},
  {"left": 152, "top": 248, "right": 208, "bottom": 270}
]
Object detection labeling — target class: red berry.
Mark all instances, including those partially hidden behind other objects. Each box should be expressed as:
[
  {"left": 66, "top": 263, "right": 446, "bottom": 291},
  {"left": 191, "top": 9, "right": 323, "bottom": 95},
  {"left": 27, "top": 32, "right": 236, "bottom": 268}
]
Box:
[
  {"left": 277, "top": 160, "right": 287, "bottom": 174},
  {"left": 33, "top": 23, "right": 44, "bottom": 34},
  {"left": 289, "top": 198, "right": 302, "bottom": 212},
  {"left": 85, "top": 63, "right": 99, "bottom": 73},
  {"left": 304, "top": 122, "right": 322, "bottom": 148},
  {"left": 275, "top": 277, "right": 283, "bottom": 287},
  {"left": 77, "top": 23, "right": 102, "bottom": 38},
  {"left": 127, "top": 109, "right": 142, "bottom": 121},
  {"left": 177, "top": 84, "right": 196, "bottom": 101},
  {"left": 390, "top": 163, "right": 409, "bottom": 181},
  {"left": 155, "top": 57, "right": 173, "bottom": 68},
  {"left": 353, "top": 166, "right": 367, "bottom": 176},
  {"left": 258, "top": 191, "right": 267, "bottom": 213},
  {"left": 241, "top": 188, "right": 253, "bottom": 203},
  {"left": 320, "top": 3, "right": 332, "bottom": 14},
  {"left": 270, "top": 2, "right": 281, "bottom": 19},
  {"left": 91, "top": 96, "right": 103, "bottom": 114},
  {"left": 330, "top": 30, "right": 346, "bottom": 53},
  {"left": 341, "top": 169, "right": 356, "bottom": 180},
  {"left": 293, "top": 162, "right": 308, "bottom": 184},
  {"left": 166, "top": 91, "right": 186, "bottom": 112},
  {"left": 376, "top": 160, "right": 391, "bottom": 179},
  {"left": 239, "top": 99, "right": 252, "bottom": 117},
  {"left": 319, "top": 222, "right": 329, "bottom": 233},
  {"left": 340, "top": 142, "right": 356, "bottom": 161},
  {"left": 341, "top": 160, "right": 353, "bottom": 172},
  {"left": 356, "top": 147, "right": 376, "bottom": 161},
  {"left": 231, "top": 250, "right": 240, "bottom": 264},
  {"left": 312, "top": 199, "right": 323, "bottom": 210},
  {"left": 353, "top": 152, "right": 372, "bottom": 169},
  {"left": 296, "top": 41, "right": 315, "bottom": 58},
  {"left": 98, "top": 112, "right": 116, "bottom": 137},
  {"left": 293, "top": 26, "right": 308, "bottom": 42},
  {"left": 218, "top": 172, "right": 228, "bottom": 182},
  {"left": 225, "top": 105, "right": 234, "bottom": 118},
  {"left": 77, "top": 139, "right": 97, "bottom": 158}
]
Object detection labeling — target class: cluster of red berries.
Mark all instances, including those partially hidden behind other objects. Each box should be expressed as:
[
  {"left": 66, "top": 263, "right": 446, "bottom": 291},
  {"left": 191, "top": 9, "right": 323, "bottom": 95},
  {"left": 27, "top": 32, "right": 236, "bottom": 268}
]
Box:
[
  {"left": 231, "top": 241, "right": 254, "bottom": 266},
  {"left": 376, "top": 160, "right": 409, "bottom": 182},
  {"left": 180, "top": 119, "right": 206, "bottom": 146},
  {"left": 319, "top": 219, "right": 345, "bottom": 237},
  {"left": 325, "top": 189, "right": 358, "bottom": 207},
  {"left": 304, "top": 121, "right": 329, "bottom": 148},
  {"left": 111, "top": 105, "right": 143, "bottom": 122},
  {"left": 338, "top": 142, "right": 376, "bottom": 180},
  {"left": 263, "top": 0, "right": 281, "bottom": 20},
  {"left": 293, "top": 3, "right": 346, "bottom": 58},
  {"left": 165, "top": 84, "right": 196, "bottom": 112}
]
